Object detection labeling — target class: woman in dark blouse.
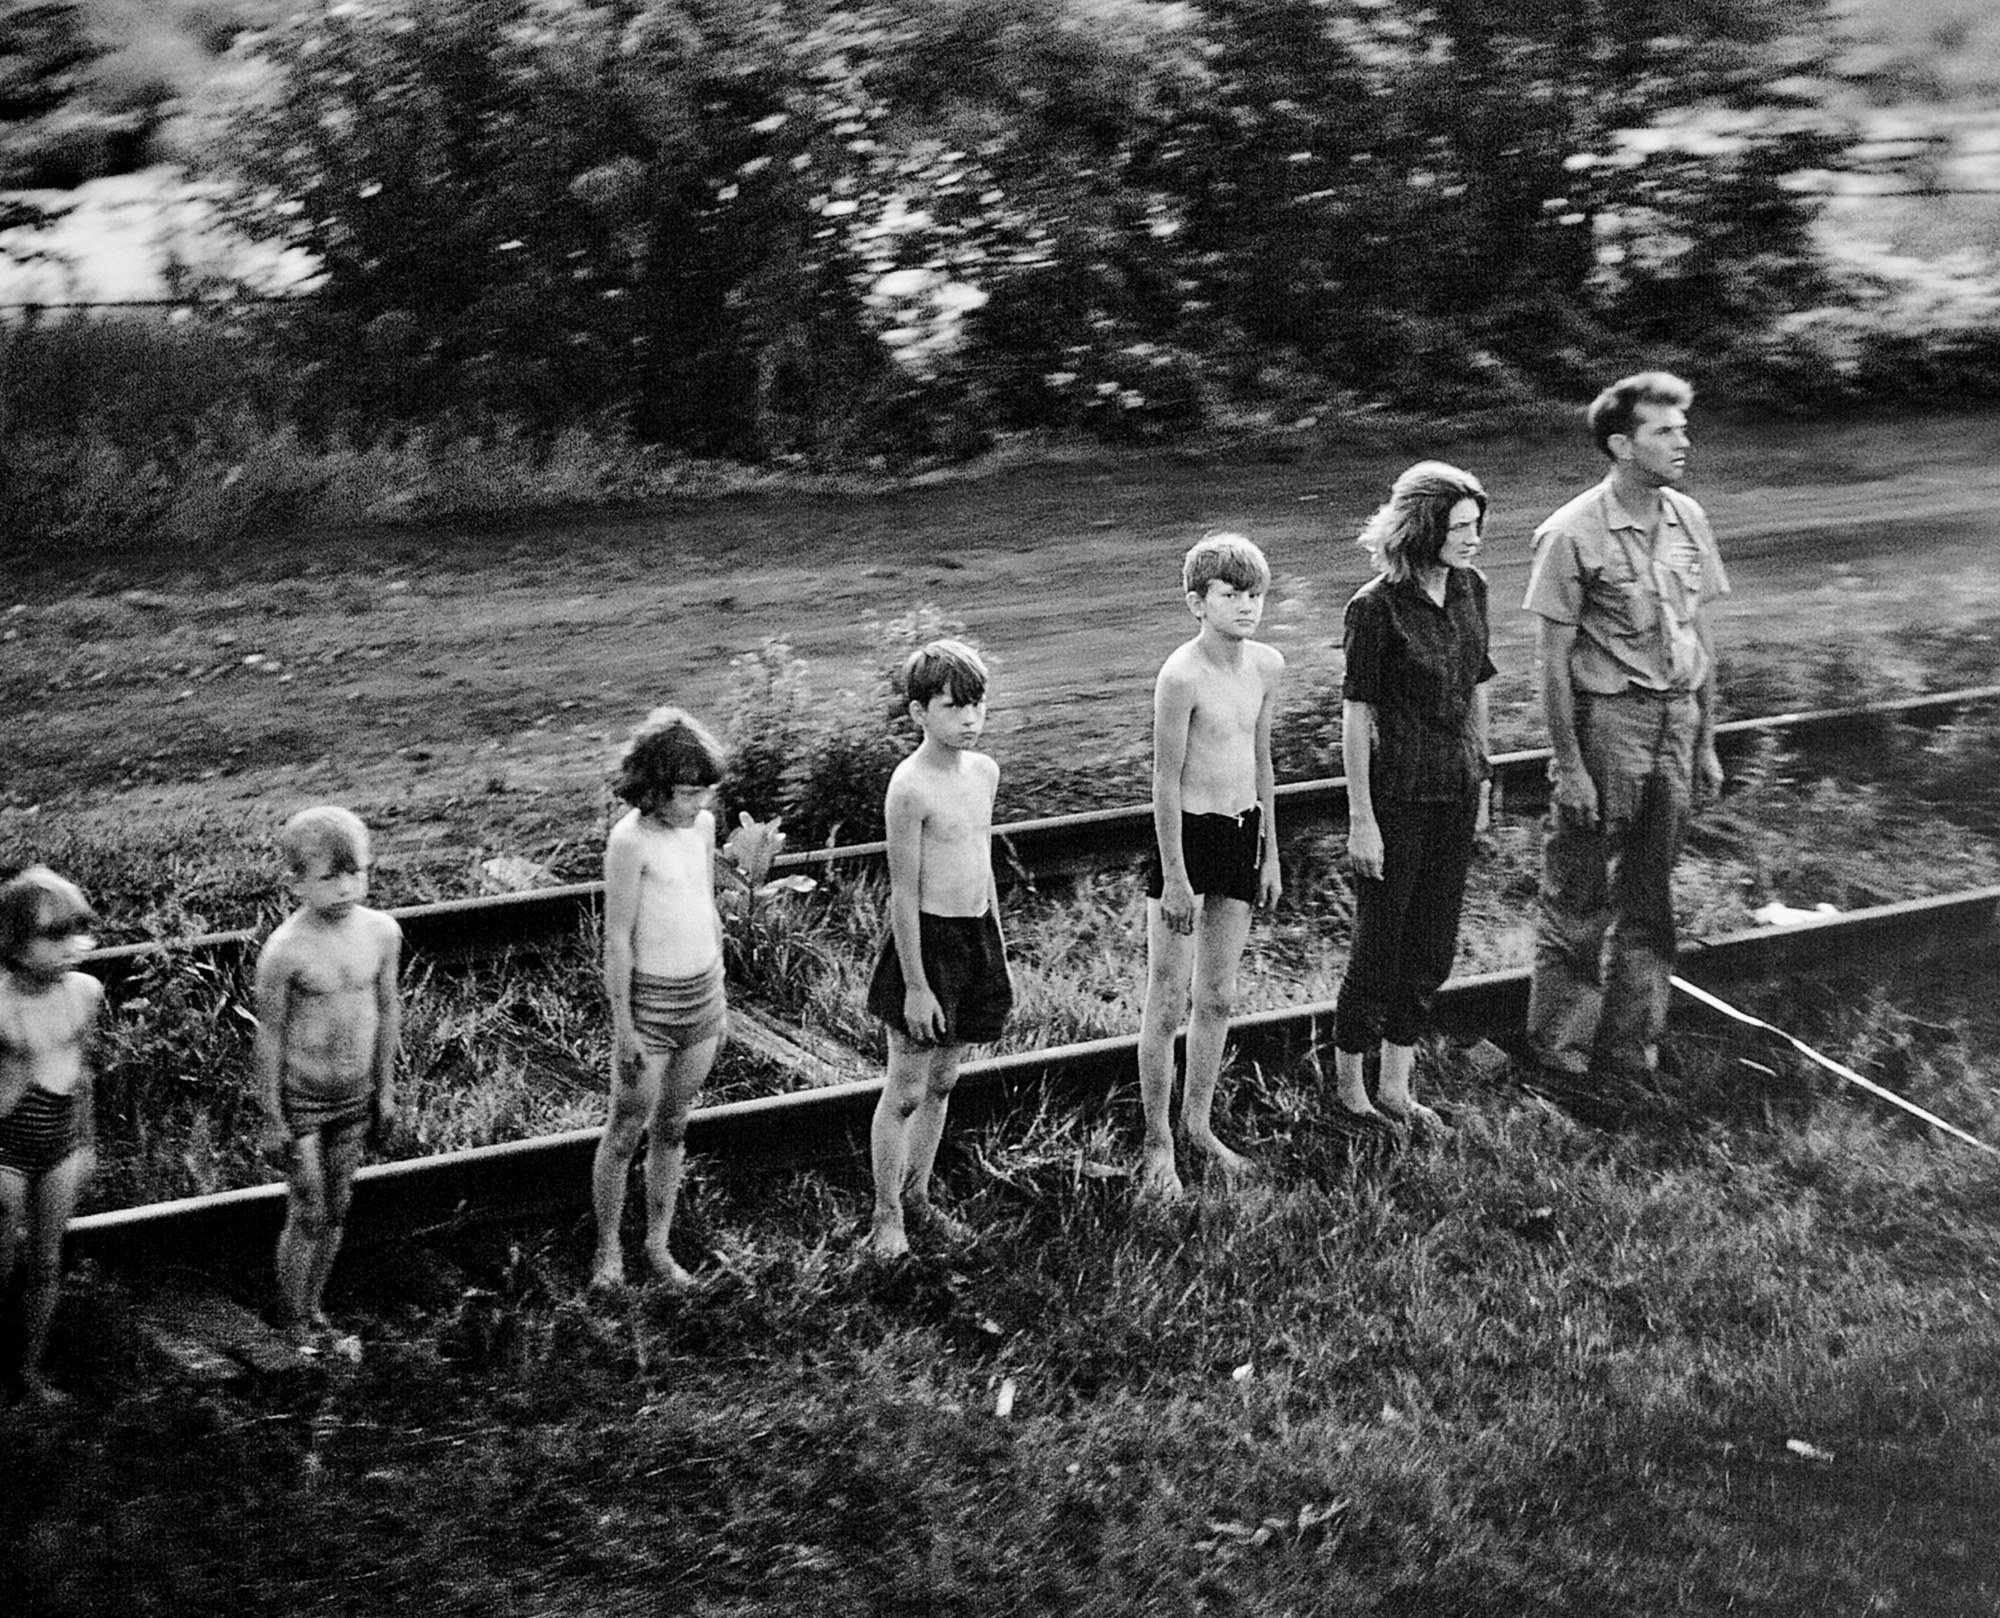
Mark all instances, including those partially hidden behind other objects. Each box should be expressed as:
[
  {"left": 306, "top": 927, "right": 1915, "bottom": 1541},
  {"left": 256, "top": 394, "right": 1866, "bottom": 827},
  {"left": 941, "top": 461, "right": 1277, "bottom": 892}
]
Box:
[{"left": 1331, "top": 461, "right": 1495, "bottom": 1137}]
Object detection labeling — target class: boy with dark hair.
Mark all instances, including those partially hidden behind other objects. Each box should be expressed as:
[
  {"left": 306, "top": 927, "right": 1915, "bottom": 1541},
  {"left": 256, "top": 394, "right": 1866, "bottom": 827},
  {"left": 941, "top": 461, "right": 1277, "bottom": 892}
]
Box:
[
  {"left": 1136, "top": 534, "right": 1285, "bottom": 1199},
  {"left": 865, "top": 638, "right": 1013, "bottom": 1257},
  {"left": 256, "top": 806, "right": 402, "bottom": 1344}
]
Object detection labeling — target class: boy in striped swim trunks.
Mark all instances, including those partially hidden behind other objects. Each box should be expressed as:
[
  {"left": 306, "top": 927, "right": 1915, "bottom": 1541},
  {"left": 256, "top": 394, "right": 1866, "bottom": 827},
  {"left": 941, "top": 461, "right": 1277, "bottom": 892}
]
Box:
[
  {"left": 591, "top": 707, "right": 730, "bottom": 1289},
  {"left": 0, "top": 866, "right": 103, "bottom": 1403},
  {"left": 256, "top": 806, "right": 403, "bottom": 1347}
]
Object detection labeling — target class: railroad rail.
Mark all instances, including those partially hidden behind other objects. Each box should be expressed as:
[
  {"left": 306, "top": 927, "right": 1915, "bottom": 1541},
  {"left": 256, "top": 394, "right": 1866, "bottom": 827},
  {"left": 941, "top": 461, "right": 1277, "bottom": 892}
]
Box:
[
  {"left": 77, "top": 685, "right": 2000, "bottom": 987},
  {"left": 67, "top": 884, "right": 2000, "bottom": 1269}
]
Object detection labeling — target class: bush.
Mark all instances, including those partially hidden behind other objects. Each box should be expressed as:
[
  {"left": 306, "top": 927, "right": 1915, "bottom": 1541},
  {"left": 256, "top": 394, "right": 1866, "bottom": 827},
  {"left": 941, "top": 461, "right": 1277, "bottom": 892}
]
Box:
[{"left": 721, "top": 605, "right": 976, "bottom": 848}]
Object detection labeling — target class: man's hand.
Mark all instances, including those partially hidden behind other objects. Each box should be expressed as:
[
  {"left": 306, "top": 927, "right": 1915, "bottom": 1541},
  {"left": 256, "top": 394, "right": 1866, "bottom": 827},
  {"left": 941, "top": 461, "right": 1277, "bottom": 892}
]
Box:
[
  {"left": 1159, "top": 874, "right": 1197, "bottom": 936},
  {"left": 1346, "top": 817, "right": 1385, "bottom": 882},
  {"left": 1694, "top": 742, "right": 1724, "bottom": 808},
  {"left": 1551, "top": 762, "right": 1600, "bottom": 829}
]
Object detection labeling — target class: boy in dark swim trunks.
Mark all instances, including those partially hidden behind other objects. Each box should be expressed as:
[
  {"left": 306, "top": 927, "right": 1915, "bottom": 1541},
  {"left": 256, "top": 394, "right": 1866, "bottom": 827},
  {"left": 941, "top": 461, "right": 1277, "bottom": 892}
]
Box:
[
  {"left": 255, "top": 806, "right": 403, "bottom": 1346},
  {"left": 1137, "top": 534, "right": 1286, "bottom": 1199},
  {"left": 0, "top": 866, "right": 103, "bottom": 1403},
  {"left": 866, "top": 639, "right": 1013, "bottom": 1258},
  {"left": 591, "top": 706, "right": 731, "bottom": 1289}
]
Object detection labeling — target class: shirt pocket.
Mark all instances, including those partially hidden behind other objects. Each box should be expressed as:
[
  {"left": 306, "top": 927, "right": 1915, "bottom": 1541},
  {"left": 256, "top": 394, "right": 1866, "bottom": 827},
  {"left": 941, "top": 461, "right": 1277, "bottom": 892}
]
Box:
[{"left": 1590, "top": 570, "right": 1659, "bottom": 638}]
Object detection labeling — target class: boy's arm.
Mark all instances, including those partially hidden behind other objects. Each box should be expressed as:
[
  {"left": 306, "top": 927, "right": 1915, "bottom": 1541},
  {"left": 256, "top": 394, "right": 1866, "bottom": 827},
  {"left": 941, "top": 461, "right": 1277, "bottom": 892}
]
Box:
[
  {"left": 982, "top": 757, "right": 1007, "bottom": 954},
  {"left": 370, "top": 919, "right": 403, "bottom": 1135},
  {"left": 252, "top": 937, "right": 294, "bottom": 1151},
  {"left": 1151, "top": 662, "right": 1198, "bottom": 935},
  {"left": 884, "top": 771, "right": 945, "bottom": 1042},
  {"left": 1254, "top": 649, "right": 1283, "bottom": 907},
  {"left": 1342, "top": 697, "right": 1383, "bottom": 881},
  {"left": 602, "top": 825, "right": 644, "bottom": 1067}
]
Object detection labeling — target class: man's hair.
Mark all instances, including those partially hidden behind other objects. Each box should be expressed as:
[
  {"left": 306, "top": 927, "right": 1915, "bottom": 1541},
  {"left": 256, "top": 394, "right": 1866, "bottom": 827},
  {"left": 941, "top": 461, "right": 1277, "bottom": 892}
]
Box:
[
  {"left": 612, "top": 706, "right": 728, "bottom": 808},
  {"left": 0, "top": 865, "right": 96, "bottom": 963},
  {"left": 1588, "top": 370, "right": 1694, "bottom": 458},
  {"left": 1183, "top": 532, "right": 1270, "bottom": 599},
  {"left": 279, "top": 805, "right": 372, "bottom": 876},
  {"left": 902, "top": 638, "right": 989, "bottom": 709},
  {"left": 1356, "top": 461, "right": 1487, "bottom": 582}
]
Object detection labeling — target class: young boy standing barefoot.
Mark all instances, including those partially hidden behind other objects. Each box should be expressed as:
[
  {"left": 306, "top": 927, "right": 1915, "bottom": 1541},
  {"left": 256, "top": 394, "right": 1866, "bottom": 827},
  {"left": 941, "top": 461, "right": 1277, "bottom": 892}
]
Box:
[
  {"left": 866, "top": 639, "right": 1013, "bottom": 1259},
  {"left": 592, "top": 708, "right": 730, "bottom": 1290},
  {"left": 256, "top": 807, "right": 402, "bottom": 1345},
  {"left": 1137, "top": 534, "right": 1285, "bottom": 1199}
]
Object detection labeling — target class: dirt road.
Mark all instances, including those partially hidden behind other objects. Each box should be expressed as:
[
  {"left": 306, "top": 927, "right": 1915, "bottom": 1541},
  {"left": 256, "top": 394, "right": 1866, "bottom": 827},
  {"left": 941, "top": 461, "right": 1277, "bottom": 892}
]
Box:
[{"left": 7, "top": 410, "right": 2000, "bottom": 905}]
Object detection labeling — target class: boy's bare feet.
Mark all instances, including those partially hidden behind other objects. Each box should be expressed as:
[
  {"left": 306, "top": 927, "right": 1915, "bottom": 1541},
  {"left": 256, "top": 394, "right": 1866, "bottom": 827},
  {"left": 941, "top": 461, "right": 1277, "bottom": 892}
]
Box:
[
  {"left": 1138, "top": 1144, "right": 1185, "bottom": 1202},
  {"left": 905, "top": 1200, "right": 972, "bottom": 1245},
  {"left": 868, "top": 1218, "right": 912, "bottom": 1260},
  {"left": 1185, "top": 1129, "right": 1253, "bottom": 1179},
  {"left": 645, "top": 1243, "right": 694, "bottom": 1289},
  {"left": 588, "top": 1249, "right": 626, "bottom": 1291},
  {"left": 18, "top": 1371, "right": 71, "bottom": 1406}
]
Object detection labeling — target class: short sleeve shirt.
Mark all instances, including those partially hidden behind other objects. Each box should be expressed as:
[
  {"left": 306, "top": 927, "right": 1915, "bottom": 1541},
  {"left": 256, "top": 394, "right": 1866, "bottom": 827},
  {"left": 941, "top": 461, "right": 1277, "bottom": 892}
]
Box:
[
  {"left": 1342, "top": 567, "right": 1497, "bottom": 802},
  {"left": 1522, "top": 477, "right": 1729, "bottom": 695}
]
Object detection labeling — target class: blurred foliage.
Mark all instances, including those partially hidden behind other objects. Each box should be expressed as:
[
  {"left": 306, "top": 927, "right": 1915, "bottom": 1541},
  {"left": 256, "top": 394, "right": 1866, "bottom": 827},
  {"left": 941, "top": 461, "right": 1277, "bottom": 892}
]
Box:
[{"left": 210, "top": 0, "right": 1877, "bottom": 458}]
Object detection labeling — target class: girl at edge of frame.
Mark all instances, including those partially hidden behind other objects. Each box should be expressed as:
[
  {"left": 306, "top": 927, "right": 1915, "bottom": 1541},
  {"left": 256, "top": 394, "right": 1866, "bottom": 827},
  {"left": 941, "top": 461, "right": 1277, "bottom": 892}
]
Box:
[{"left": 0, "top": 865, "right": 103, "bottom": 1404}]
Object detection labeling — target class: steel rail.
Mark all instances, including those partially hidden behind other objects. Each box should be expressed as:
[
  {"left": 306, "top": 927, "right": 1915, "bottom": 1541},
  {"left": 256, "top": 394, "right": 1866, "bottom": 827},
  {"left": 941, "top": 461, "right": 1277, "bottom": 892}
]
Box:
[
  {"left": 66, "top": 884, "right": 2000, "bottom": 1269},
  {"left": 76, "top": 685, "right": 2000, "bottom": 988}
]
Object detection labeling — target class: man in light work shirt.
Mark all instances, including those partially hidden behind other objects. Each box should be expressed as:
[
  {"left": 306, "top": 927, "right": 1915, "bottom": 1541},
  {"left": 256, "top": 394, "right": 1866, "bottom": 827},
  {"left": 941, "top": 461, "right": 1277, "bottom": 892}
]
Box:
[{"left": 1522, "top": 371, "right": 1729, "bottom": 1100}]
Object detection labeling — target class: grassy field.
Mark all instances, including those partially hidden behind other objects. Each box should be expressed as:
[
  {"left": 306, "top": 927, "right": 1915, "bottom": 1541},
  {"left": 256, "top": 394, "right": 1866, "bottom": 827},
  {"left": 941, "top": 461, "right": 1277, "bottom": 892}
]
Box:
[
  {"left": 9, "top": 418, "right": 2000, "bottom": 1614},
  {"left": 11, "top": 945, "right": 2000, "bottom": 1616}
]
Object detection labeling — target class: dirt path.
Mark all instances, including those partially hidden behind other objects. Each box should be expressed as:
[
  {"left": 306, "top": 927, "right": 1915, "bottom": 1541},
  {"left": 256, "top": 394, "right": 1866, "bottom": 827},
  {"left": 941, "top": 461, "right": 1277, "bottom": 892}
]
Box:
[{"left": 7, "top": 410, "right": 2000, "bottom": 905}]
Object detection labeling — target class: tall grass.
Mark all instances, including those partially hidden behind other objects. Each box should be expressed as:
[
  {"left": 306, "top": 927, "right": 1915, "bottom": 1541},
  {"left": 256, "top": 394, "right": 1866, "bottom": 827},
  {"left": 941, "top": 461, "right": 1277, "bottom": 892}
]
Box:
[{"left": 21, "top": 959, "right": 2000, "bottom": 1616}]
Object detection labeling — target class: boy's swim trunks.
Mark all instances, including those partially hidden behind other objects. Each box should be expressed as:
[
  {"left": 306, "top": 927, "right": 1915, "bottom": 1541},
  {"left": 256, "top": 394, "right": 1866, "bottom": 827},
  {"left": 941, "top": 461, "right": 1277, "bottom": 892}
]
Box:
[
  {"left": 630, "top": 959, "right": 728, "bottom": 1055},
  {"left": 867, "top": 909, "right": 1014, "bottom": 1046},
  {"left": 281, "top": 1077, "right": 371, "bottom": 1138},
  {"left": 1144, "top": 805, "right": 1263, "bottom": 906},
  {"left": 0, "top": 1084, "right": 79, "bottom": 1177}
]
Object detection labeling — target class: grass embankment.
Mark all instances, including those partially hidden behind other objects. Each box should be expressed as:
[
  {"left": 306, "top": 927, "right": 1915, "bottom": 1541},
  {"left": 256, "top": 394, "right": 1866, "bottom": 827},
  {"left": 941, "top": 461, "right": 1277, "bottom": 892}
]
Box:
[
  {"left": 12, "top": 948, "right": 2000, "bottom": 1616},
  {"left": 74, "top": 699, "right": 2000, "bottom": 1214}
]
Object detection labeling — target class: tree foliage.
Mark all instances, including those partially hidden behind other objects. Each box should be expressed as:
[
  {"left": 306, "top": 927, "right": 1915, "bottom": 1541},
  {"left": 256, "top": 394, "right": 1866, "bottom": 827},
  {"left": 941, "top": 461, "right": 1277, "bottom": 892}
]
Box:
[{"left": 224, "top": 0, "right": 1862, "bottom": 455}]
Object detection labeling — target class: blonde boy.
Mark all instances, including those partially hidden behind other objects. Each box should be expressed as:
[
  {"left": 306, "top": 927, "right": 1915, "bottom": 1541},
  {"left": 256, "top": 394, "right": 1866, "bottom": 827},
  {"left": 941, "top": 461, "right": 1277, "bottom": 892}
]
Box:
[
  {"left": 256, "top": 806, "right": 402, "bottom": 1343},
  {"left": 591, "top": 707, "right": 730, "bottom": 1289},
  {"left": 1136, "top": 534, "right": 1285, "bottom": 1198},
  {"left": 866, "top": 639, "right": 1013, "bottom": 1259}
]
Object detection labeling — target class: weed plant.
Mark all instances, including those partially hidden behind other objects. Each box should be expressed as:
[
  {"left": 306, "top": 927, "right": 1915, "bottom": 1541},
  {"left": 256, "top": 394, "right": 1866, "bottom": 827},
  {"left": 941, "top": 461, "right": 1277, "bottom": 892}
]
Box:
[{"left": 18, "top": 953, "right": 2000, "bottom": 1616}]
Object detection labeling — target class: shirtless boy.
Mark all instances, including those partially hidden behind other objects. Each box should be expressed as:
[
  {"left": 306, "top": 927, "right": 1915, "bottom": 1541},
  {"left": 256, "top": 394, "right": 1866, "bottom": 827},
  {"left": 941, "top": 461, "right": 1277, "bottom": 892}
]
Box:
[
  {"left": 866, "top": 639, "right": 1013, "bottom": 1259},
  {"left": 256, "top": 806, "right": 402, "bottom": 1344},
  {"left": 1136, "top": 534, "right": 1285, "bottom": 1199},
  {"left": 591, "top": 707, "right": 730, "bottom": 1289},
  {"left": 0, "top": 866, "right": 102, "bottom": 1403}
]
